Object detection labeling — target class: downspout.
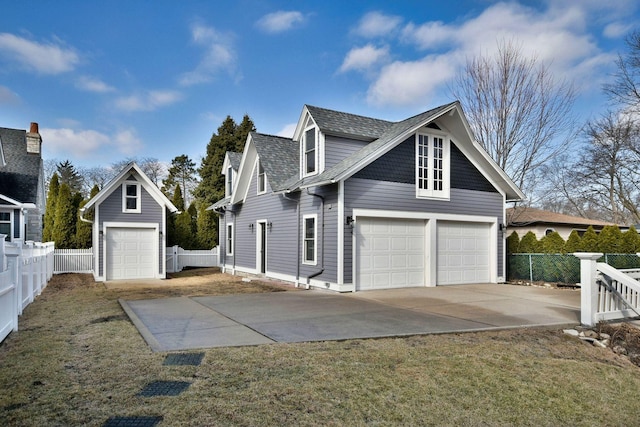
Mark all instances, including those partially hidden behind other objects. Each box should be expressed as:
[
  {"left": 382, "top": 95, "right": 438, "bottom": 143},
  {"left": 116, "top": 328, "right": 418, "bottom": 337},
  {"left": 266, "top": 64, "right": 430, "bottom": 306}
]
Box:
[
  {"left": 282, "top": 192, "right": 301, "bottom": 286},
  {"left": 306, "top": 189, "right": 324, "bottom": 287}
]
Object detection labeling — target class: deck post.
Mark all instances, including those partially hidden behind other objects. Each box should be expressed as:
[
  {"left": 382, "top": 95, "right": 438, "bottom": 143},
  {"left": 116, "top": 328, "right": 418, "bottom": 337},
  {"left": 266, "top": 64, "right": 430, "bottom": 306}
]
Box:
[{"left": 574, "top": 252, "right": 603, "bottom": 327}]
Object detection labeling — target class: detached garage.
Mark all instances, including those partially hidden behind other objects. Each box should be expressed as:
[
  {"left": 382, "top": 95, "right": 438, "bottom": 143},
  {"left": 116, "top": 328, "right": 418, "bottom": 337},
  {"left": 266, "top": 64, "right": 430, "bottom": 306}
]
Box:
[
  {"left": 80, "top": 163, "right": 178, "bottom": 282},
  {"left": 354, "top": 212, "right": 497, "bottom": 290}
]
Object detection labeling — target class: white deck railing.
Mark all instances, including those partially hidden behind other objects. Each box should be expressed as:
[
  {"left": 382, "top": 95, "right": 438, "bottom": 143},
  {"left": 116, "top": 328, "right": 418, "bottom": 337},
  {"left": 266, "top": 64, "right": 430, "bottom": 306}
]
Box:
[
  {"left": 166, "top": 246, "right": 219, "bottom": 273},
  {"left": 53, "top": 248, "right": 94, "bottom": 274},
  {"left": 0, "top": 237, "right": 55, "bottom": 343},
  {"left": 575, "top": 252, "right": 640, "bottom": 326}
]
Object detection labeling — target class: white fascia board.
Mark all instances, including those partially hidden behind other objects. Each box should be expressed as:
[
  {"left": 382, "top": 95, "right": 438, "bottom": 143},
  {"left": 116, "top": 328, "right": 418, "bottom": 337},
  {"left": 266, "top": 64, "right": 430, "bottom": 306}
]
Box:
[
  {"left": 292, "top": 105, "right": 312, "bottom": 142},
  {"left": 230, "top": 135, "right": 257, "bottom": 205}
]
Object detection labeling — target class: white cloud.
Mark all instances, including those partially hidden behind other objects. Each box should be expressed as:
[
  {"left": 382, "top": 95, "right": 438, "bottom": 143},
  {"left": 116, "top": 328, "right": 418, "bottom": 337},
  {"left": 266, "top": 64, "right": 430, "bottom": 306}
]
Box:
[
  {"left": 603, "top": 22, "right": 634, "bottom": 38},
  {"left": 353, "top": 11, "right": 402, "bottom": 38},
  {"left": 0, "top": 33, "right": 79, "bottom": 74},
  {"left": 115, "top": 90, "right": 183, "bottom": 112},
  {"left": 179, "top": 24, "right": 238, "bottom": 86},
  {"left": 339, "top": 44, "right": 389, "bottom": 73},
  {"left": 75, "top": 76, "right": 115, "bottom": 93},
  {"left": 41, "top": 127, "right": 143, "bottom": 159},
  {"left": 256, "top": 11, "right": 306, "bottom": 34},
  {"left": 0, "top": 85, "right": 20, "bottom": 105},
  {"left": 277, "top": 123, "right": 297, "bottom": 138}
]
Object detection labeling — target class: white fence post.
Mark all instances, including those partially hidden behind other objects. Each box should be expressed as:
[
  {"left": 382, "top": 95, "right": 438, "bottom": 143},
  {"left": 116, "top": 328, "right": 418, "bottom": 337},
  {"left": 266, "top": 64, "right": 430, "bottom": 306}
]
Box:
[{"left": 574, "top": 252, "right": 603, "bottom": 327}]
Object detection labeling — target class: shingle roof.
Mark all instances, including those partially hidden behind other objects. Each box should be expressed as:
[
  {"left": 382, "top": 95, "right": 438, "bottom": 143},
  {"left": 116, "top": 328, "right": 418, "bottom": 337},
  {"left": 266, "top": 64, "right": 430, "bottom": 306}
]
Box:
[
  {"left": 507, "top": 207, "right": 615, "bottom": 227},
  {"left": 251, "top": 133, "right": 299, "bottom": 191},
  {"left": 0, "top": 127, "right": 42, "bottom": 204},
  {"left": 227, "top": 152, "right": 242, "bottom": 170},
  {"left": 305, "top": 105, "right": 393, "bottom": 140}
]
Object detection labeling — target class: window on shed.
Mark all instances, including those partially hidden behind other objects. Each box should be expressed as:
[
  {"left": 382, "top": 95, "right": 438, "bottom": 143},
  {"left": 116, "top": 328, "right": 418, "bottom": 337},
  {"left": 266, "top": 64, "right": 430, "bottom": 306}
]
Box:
[
  {"left": 303, "top": 215, "right": 317, "bottom": 265},
  {"left": 123, "top": 182, "right": 141, "bottom": 213}
]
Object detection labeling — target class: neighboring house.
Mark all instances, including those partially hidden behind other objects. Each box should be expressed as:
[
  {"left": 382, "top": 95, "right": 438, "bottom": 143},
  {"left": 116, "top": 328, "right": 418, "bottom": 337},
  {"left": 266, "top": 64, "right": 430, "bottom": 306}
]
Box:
[
  {"left": 0, "top": 123, "right": 45, "bottom": 242},
  {"left": 210, "top": 102, "right": 524, "bottom": 292},
  {"left": 507, "top": 207, "right": 615, "bottom": 240},
  {"left": 80, "top": 162, "right": 178, "bottom": 281}
]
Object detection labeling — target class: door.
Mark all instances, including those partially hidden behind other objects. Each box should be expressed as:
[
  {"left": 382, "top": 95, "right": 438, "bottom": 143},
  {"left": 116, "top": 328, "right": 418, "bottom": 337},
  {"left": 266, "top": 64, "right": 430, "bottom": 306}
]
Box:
[
  {"left": 437, "top": 221, "right": 491, "bottom": 285},
  {"left": 356, "top": 217, "right": 425, "bottom": 290},
  {"left": 106, "top": 227, "right": 156, "bottom": 280}
]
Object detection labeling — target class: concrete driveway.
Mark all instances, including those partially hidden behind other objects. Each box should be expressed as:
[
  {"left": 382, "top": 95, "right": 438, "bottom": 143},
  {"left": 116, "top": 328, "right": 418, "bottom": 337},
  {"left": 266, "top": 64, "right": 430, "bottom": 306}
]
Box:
[{"left": 119, "top": 284, "right": 580, "bottom": 352}]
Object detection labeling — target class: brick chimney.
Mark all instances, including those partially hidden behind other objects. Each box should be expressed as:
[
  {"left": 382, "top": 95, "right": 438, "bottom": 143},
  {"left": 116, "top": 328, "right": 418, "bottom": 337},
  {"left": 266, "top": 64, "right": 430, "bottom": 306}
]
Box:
[{"left": 26, "top": 122, "right": 42, "bottom": 154}]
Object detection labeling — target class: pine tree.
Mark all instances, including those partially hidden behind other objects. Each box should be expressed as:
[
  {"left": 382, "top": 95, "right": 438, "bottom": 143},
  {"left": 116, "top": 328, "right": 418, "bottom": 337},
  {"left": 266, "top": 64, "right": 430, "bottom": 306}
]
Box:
[
  {"left": 518, "top": 231, "right": 540, "bottom": 253},
  {"left": 163, "top": 155, "right": 197, "bottom": 205},
  {"left": 175, "top": 211, "right": 194, "bottom": 249},
  {"left": 51, "top": 183, "right": 76, "bottom": 248},
  {"left": 565, "top": 230, "right": 582, "bottom": 253},
  {"left": 579, "top": 226, "right": 599, "bottom": 252},
  {"left": 57, "top": 160, "right": 83, "bottom": 194},
  {"left": 506, "top": 232, "right": 520, "bottom": 254},
  {"left": 621, "top": 225, "right": 640, "bottom": 253},
  {"left": 540, "top": 231, "right": 565, "bottom": 253},
  {"left": 597, "top": 225, "right": 623, "bottom": 253},
  {"left": 43, "top": 173, "right": 60, "bottom": 242},
  {"left": 196, "top": 202, "right": 217, "bottom": 249}
]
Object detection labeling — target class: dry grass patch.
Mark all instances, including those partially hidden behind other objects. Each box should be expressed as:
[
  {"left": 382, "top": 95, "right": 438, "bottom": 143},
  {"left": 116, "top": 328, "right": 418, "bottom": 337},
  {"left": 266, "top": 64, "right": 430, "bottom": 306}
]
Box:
[{"left": 2, "top": 271, "right": 640, "bottom": 426}]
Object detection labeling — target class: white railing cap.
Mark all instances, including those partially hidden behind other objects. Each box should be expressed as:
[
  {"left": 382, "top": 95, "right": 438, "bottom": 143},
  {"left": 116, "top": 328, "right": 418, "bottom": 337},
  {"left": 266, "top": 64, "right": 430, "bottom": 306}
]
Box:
[{"left": 573, "top": 252, "right": 603, "bottom": 260}]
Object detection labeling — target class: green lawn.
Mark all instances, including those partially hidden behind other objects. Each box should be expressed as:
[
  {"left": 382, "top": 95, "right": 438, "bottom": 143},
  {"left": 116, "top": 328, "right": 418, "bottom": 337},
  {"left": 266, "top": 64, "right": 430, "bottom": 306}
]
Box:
[{"left": 1, "top": 272, "right": 639, "bottom": 426}]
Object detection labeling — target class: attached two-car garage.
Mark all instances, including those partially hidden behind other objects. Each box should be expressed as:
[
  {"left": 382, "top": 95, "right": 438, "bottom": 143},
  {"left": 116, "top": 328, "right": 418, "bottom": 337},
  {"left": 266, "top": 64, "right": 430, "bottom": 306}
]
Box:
[{"left": 355, "top": 216, "right": 493, "bottom": 290}]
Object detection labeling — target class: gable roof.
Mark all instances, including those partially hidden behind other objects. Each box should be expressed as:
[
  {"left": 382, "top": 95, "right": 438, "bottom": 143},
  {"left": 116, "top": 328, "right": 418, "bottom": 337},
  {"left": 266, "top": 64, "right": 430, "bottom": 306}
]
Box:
[
  {"left": 252, "top": 133, "right": 299, "bottom": 191},
  {"left": 0, "top": 126, "right": 43, "bottom": 204},
  {"left": 81, "top": 162, "right": 178, "bottom": 213},
  {"left": 297, "top": 105, "right": 394, "bottom": 141},
  {"left": 507, "top": 207, "right": 615, "bottom": 227},
  {"left": 226, "top": 151, "right": 242, "bottom": 170}
]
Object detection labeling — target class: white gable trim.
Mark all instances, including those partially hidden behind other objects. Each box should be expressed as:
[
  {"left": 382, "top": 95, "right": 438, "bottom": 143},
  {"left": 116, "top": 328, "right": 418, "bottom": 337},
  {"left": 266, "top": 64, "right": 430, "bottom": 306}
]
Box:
[{"left": 231, "top": 134, "right": 258, "bottom": 205}]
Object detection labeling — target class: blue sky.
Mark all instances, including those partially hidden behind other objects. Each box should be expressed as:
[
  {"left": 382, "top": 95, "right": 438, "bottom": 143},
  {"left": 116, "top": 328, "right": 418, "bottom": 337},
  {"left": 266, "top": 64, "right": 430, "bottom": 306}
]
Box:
[{"left": 0, "top": 1, "right": 638, "bottom": 169}]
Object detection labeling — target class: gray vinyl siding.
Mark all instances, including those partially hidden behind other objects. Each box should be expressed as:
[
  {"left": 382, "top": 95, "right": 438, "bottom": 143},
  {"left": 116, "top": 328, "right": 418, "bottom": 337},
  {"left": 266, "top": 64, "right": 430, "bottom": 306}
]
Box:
[
  {"left": 344, "top": 177, "right": 505, "bottom": 282},
  {"left": 324, "top": 135, "right": 368, "bottom": 169},
  {"left": 97, "top": 181, "right": 163, "bottom": 277}
]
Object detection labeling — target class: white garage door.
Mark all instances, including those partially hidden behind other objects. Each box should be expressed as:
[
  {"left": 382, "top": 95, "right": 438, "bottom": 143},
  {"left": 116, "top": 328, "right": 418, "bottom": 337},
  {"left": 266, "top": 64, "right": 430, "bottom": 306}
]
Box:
[
  {"left": 437, "top": 221, "right": 491, "bottom": 285},
  {"left": 106, "top": 227, "right": 156, "bottom": 280},
  {"left": 356, "top": 217, "right": 424, "bottom": 290}
]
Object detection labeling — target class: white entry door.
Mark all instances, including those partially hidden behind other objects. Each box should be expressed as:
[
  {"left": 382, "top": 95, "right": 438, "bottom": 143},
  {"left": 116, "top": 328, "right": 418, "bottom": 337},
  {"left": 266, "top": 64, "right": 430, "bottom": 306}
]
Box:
[
  {"left": 106, "top": 227, "right": 156, "bottom": 280},
  {"left": 356, "top": 217, "right": 425, "bottom": 290},
  {"left": 437, "top": 221, "right": 491, "bottom": 285}
]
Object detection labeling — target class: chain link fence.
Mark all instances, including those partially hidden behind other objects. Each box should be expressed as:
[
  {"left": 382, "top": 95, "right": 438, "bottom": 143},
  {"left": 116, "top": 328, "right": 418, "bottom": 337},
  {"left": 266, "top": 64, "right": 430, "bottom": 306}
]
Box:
[{"left": 507, "top": 253, "right": 640, "bottom": 284}]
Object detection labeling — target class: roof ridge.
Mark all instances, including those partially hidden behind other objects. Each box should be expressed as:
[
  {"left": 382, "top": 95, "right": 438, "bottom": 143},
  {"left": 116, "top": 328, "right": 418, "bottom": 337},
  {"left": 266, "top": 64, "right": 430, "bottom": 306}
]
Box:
[{"left": 305, "top": 104, "right": 394, "bottom": 124}]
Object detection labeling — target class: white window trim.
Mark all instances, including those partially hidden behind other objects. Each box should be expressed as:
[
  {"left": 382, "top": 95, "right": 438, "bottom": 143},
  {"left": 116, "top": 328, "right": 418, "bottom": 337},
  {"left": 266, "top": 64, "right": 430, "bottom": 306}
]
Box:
[
  {"left": 302, "top": 214, "right": 317, "bottom": 265},
  {"left": 257, "top": 161, "right": 267, "bottom": 195},
  {"left": 122, "top": 182, "right": 141, "bottom": 213},
  {"left": 0, "top": 210, "right": 12, "bottom": 241},
  {"left": 226, "top": 223, "right": 234, "bottom": 256},
  {"left": 302, "top": 125, "right": 319, "bottom": 178},
  {"left": 226, "top": 166, "right": 234, "bottom": 197},
  {"left": 415, "top": 131, "right": 450, "bottom": 200}
]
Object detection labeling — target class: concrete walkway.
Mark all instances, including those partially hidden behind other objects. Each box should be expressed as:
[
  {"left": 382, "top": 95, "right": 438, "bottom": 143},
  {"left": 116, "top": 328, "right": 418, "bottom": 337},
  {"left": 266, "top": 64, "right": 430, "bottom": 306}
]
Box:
[{"left": 119, "top": 284, "right": 580, "bottom": 352}]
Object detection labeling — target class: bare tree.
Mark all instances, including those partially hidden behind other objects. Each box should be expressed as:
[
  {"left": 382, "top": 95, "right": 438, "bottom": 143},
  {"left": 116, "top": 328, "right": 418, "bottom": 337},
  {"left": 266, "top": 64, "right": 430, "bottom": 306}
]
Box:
[
  {"left": 451, "top": 40, "right": 577, "bottom": 197},
  {"left": 604, "top": 30, "right": 640, "bottom": 112},
  {"left": 111, "top": 157, "right": 167, "bottom": 187}
]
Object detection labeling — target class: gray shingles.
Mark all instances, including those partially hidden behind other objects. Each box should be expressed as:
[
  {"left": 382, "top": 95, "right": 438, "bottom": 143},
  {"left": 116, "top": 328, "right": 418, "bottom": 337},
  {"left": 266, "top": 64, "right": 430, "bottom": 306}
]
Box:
[
  {"left": 306, "top": 105, "right": 393, "bottom": 140},
  {"left": 227, "top": 152, "right": 242, "bottom": 170},
  {"left": 0, "top": 127, "right": 42, "bottom": 204},
  {"left": 251, "top": 133, "right": 299, "bottom": 191}
]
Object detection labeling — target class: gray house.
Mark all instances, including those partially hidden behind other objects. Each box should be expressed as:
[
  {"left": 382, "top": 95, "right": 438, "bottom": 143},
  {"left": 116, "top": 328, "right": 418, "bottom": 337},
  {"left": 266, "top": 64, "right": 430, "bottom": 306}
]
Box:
[
  {"left": 81, "top": 162, "right": 178, "bottom": 281},
  {"left": 0, "top": 123, "right": 45, "bottom": 242},
  {"left": 211, "top": 102, "right": 524, "bottom": 292}
]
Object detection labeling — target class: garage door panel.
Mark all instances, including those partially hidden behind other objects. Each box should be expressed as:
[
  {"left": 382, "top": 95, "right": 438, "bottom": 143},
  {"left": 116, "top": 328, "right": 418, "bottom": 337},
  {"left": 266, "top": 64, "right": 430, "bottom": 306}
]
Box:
[
  {"left": 106, "top": 227, "right": 156, "bottom": 280},
  {"left": 437, "top": 221, "right": 491, "bottom": 285}
]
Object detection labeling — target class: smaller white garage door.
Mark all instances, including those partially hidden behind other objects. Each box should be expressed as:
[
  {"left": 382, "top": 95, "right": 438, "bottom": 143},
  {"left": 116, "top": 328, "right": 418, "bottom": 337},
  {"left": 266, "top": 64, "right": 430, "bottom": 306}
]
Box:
[
  {"left": 356, "top": 217, "right": 424, "bottom": 291},
  {"left": 437, "top": 221, "right": 491, "bottom": 285},
  {"left": 106, "top": 227, "right": 156, "bottom": 280}
]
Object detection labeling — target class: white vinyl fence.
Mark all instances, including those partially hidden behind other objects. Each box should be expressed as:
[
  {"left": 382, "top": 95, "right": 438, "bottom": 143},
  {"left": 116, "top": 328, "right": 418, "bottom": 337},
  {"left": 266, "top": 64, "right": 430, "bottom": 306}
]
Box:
[
  {"left": 0, "top": 237, "right": 55, "bottom": 343},
  {"left": 166, "top": 246, "right": 219, "bottom": 273},
  {"left": 53, "top": 248, "right": 94, "bottom": 274}
]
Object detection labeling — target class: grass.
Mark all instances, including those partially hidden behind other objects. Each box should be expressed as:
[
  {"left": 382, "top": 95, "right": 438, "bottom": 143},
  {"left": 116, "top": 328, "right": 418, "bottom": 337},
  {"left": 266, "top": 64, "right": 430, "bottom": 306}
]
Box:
[{"left": 1, "top": 271, "right": 640, "bottom": 426}]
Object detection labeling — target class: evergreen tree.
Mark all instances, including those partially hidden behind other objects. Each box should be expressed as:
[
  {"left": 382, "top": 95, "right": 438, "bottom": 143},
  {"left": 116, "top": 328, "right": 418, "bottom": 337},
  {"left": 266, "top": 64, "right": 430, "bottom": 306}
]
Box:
[
  {"left": 167, "top": 184, "right": 184, "bottom": 247},
  {"left": 621, "top": 225, "right": 640, "bottom": 253},
  {"left": 597, "top": 225, "right": 624, "bottom": 253},
  {"left": 194, "top": 114, "right": 255, "bottom": 248},
  {"left": 175, "top": 211, "right": 194, "bottom": 249},
  {"left": 163, "top": 155, "right": 197, "bottom": 205},
  {"left": 57, "top": 160, "right": 83, "bottom": 194},
  {"left": 43, "top": 173, "right": 60, "bottom": 242},
  {"left": 506, "top": 232, "right": 520, "bottom": 254},
  {"left": 74, "top": 185, "right": 99, "bottom": 248},
  {"left": 187, "top": 203, "right": 198, "bottom": 237},
  {"left": 540, "top": 231, "right": 565, "bottom": 253},
  {"left": 518, "top": 231, "right": 540, "bottom": 253},
  {"left": 51, "top": 183, "right": 76, "bottom": 248},
  {"left": 579, "top": 226, "right": 599, "bottom": 252},
  {"left": 171, "top": 184, "right": 185, "bottom": 211},
  {"left": 565, "top": 230, "right": 582, "bottom": 253}
]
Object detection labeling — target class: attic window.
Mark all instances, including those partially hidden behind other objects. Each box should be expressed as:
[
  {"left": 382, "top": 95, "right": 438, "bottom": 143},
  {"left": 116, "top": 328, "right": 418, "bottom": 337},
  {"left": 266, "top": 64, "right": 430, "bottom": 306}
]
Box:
[
  {"left": 123, "top": 182, "right": 141, "bottom": 213},
  {"left": 226, "top": 165, "right": 234, "bottom": 197},
  {"left": 303, "top": 127, "right": 317, "bottom": 176},
  {"left": 416, "top": 132, "right": 450, "bottom": 200},
  {"left": 257, "top": 161, "right": 267, "bottom": 194}
]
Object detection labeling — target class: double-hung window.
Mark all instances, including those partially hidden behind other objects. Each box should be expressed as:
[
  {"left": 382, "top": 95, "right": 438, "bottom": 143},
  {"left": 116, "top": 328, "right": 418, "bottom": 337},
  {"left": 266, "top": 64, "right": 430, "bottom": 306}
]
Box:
[
  {"left": 416, "top": 132, "right": 450, "bottom": 199},
  {"left": 303, "top": 127, "right": 317, "bottom": 176},
  {"left": 257, "top": 161, "right": 267, "bottom": 194},
  {"left": 0, "top": 211, "right": 11, "bottom": 240},
  {"left": 123, "top": 182, "right": 141, "bottom": 213},
  {"left": 302, "top": 214, "right": 317, "bottom": 265},
  {"left": 226, "top": 223, "right": 234, "bottom": 256},
  {"left": 226, "top": 166, "right": 234, "bottom": 197}
]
